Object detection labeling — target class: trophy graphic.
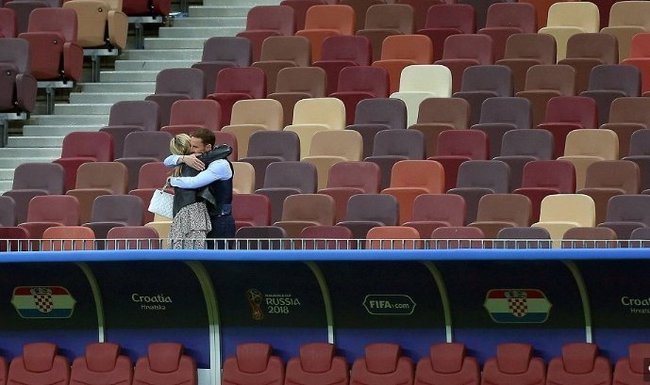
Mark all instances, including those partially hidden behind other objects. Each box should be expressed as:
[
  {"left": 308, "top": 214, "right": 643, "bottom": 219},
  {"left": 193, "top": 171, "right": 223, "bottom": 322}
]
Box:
[{"left": 246, "top": 289, "right": 264, "bottom": 320}]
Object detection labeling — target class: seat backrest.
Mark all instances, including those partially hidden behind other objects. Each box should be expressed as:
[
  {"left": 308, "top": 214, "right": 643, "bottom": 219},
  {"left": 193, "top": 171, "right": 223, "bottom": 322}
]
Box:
[
  {"left": 353, "top": 98, "right": 407, "bottom": 129},
  {"left": 586, "top": 64, "right": 640, "bottom": 96},
  {"left": 545, "top": 2, "right": 600, "bottom": 32},
  {"left": 605, "top": 195, "right": 650, "bottom": 226},
  {"left": 70, "top": 342, "right": 133, "bottom": 385},
  {"left": 499, "top": 129, "right": 554, "bottom": 159},
  {"left": 246, "top": 130, "right": 300, "bottom": 161},
  {"left": 168, "top": 99, "right": 221, "bottom": 131},
  {"left": 411, "top": 194, "right": 465, "bottom": 225},
  {"left": 478, "top": 97, "right": 531, "bottom": 130},
  {"left": 613, "top": 343, "right": 650, "bottom": 385},
  {"left": 320, "top": 35, "right": 371, "bottom": 65},
  {"left": 201, "top": 36, "right": 252, "bottom": 66},
  {"left": 275, "top": 66, "right": 326, "bottom": 96},
  {"left": 136, "top": 162, "right": 168, "bottom": 189},
  {"left": 285, "top": 342, "right": 348, "bottom": 385},
  {"left": 501, "top": 33, "right": 556, "bottom": 64},
  {"left": 325, "top": 161, "right": 381, "bottom": 193},
  {"left": 0, "top": 37, "right": 28, "bottom": 73},
  {"left": 12, "top": 163, "right": 65, "bottom": 194},
  {"left": 280, "top": 194, "right": 335, "bottom": 225},
  {"left": 108, "top": 100, "right": 160, "bottom": 131},
  {"left": 262, "top": 161, "right": 317, "bottom": 193},
  {"left": 424, "top": 3, "right": 475, "bottom": 33},
  {"left": 475, "top": 194, "right": 532, "bottom": 227},
  {"left": 389, "top": 160, "right": 445, "bottom": 193},
  {"left": 155, "top": 68, "right": 205, "bottom": 99},
  {"left": 543, "top": 96, "right": 598, "bottom": 129},
  {"left": 546, "top": 343, "right": 611, "bottom": 385},
  {"left": 303, "top": 5, "right": 354, "bottom": 35},
  {"left": 0, "top": 8, "right": 17, "bottom": 38},
  {"left": 106, "top": 226, "right": 160, "bottom": 250},
  {"left": 122, "top": 131, "right": 172, "bottom": 160},
  {"left": 133, "top": 343, "right": 197, "bottom": 385},
  {"left": 436, "top": 130, "right": 488, "bottom": 159},
  {"left": 232, "top": 193, "right": 271, "bottom": 227},
  {"left": 496, "top": 226, "right": 552, "bottom": 249},
  {"left": 0, "top": 196, "right": 16, "bottom": 227},
  {"left": 584, "top": 160, "right": 639, "bottom": 194},
  {"left": 380, "top": 34, "right": 433, "bottom": 63},
  {"left": 608, "top": 1, "right": 650, "bottom": 29},
  {"left": 222, "top": 343, "right": 283, "bottom": 385},
  {"left": 230, "top": 99, "right": 283, "bottom": 130},
  {"left": 523, "top": 64, "right": 575, "bottom": 95},
  {"left": 26, "top": 7, "right": 77, "bottom": 41},
  {"left": 75, "top": 162, "right": 129, "bottom": 194},
  {"left": 91, "top": 195, "right": 143, "bottom": 225},
  {"left": 364, "top": 4, "right": 413, "bottom": 33},
  {"left": 398, "top": 64, "right": 452, "bottom": 95},
  {"left": 441, "top": 34, "right": 494, "bottom": 64},
  {"left": 216, "top": 67, "right": 266, "bottom": 98},
  {"left": 350, "top": 343, "right": 413, "bottom": 385},
  {"left": 564, "top": 33, "right": 618, "bottom": 64},
  {"left": 308, "top": 130, "right": 363, "bottom": 160},
  {"left": 416, "top": 97, "right": 470, "bottom": 128},
  {"left": 61, "top": 131, "right": 114, "bottom": 162},
  {"left": 8, "top": 343, "right": 69, "bottom": 385},
  {"left": 41, "top": 226, "right": 96, "bottom": 250},
  {"left": 259, "top": 35, "right": 311, "bottom": 65},
  {"left": 607, "top": 97, "right": 650, "bottom": 126},
  {"left": 245, "top": 5, "right": 295, "bottom": 36},
  {"left": 344, "top": 194, "right": 398, "bottom": 225},
  {"left": 292, "top": 97, "right": 346, "bottom": 129},
  {"left": 456, "top": 160, "right": 510, "bottom": 193},
  {"left": 484, "top": 2, "right": 536, "bottom": 33},
  {"left": 538, "top": 194, "right": 595, "bottom": 226},
  {"left": 372, "top": 129, "right": 425, "bottom": 159},
  {"left": 520, "top": 160, "right": 576, "bottom": 192},
  {"left": 563, "top": 129, "right": 618, "bottom": 159},
  {"left": 481, "top": 343, "right": 545, "bottom": 385},
  {"left": 26, "top": 195, "right": 79, "bottom": 225},
  {"left": 366, "top": 225, "right": 421, "bottom": 249},
  {"left": 459, "top": 65, "right": 512, "bottom": 95},
  {"left": 415, "top": 343, "right": 480, "bottom": 385},
  {"left": 336, "top": 66, "right": 388, "bottom": 97},
  {"left": 629, "top": 129, "right": 650, "bottom": 156}
]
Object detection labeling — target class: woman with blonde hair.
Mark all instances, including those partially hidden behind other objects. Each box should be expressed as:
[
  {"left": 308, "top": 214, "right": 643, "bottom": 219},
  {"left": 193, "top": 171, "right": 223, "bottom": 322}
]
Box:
[{"left": 167, "top": 134, "right": 213, "bottom": 249}]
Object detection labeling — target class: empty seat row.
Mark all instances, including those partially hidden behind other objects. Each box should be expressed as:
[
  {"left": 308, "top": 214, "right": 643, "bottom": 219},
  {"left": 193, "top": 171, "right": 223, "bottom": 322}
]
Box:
[{"left": 224, "top": 341, "right": 649, "bottom": 385}]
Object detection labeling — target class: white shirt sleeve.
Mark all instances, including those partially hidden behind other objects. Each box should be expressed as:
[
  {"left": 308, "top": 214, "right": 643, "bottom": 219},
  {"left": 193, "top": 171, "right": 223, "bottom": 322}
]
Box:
[
  {"left": 169, "top": 159, "right": 232, "bottom": 189},
  {"left": 163, "top": 154, "right": 181, "bottom": 168}
]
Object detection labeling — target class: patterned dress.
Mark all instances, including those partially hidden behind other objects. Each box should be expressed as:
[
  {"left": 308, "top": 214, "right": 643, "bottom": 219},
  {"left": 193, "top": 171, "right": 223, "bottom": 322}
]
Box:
[{"left": 168, "top": 202, "right": 212, "bottom": 249}]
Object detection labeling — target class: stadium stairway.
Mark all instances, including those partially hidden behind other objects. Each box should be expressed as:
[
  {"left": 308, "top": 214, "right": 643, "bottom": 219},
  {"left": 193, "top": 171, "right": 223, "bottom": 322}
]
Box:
[{"left": 0, "top": 0, "right": 280, "bottom": 193}]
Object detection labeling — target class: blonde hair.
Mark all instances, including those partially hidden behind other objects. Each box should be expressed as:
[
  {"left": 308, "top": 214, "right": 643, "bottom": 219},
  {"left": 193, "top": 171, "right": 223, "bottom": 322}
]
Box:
[{"left": 170, "top": 134, "right": 191, "bottom": 177}]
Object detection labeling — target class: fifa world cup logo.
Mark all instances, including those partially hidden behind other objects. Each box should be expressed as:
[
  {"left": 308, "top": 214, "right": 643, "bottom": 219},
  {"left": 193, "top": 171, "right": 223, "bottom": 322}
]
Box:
[{"left": 246, "top": 289, "right": 264, "bottom": 320}]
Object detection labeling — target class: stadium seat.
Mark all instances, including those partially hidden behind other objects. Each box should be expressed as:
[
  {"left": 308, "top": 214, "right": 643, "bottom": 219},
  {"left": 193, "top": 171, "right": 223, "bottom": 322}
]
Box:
[
  {"left": 42, "top": 226, "right": 95, "bottom": 250},
  {"left": 302, "top": 130, "right": 363, "bottom": 189},
  {"left": 417, "top": 4, "right": 475, "bottom": 62},
  {"left": 236, "top": 6, "right": 293, "bottom": 63},
  {"left": 133, "top": 343, "right": 197, "bottom": 385},
  {"left": 337, "top": 193, "right": 399, "bottom": 239},
  {"left": 313, "top": 34, "right": 372, "bottom": 95},
  {"left": 558, "top": 33, "right": 618, "bottom": 94},
  {"left": 350, "top": 343, "right": 413, "bottom": 385},
  {"left": 613, "top": 343, "right": 650, "bottom": 385},
  {"left": 232, "top": 193, "right": 271, "bottom": 230},
  {"left": 532, "top": 194, "right": 596, "bottom": 245},
  {"left": 235, "top": 226, "right": 288, "bottom": 250},
  {"left": 192, "top": 36, "right": 252, "bottom": 95},
  {"left": 365, "top": 129, "right": 426, "bottom": 190},
  {"left": 0, "top": 8, "right": 16, "bottom": 38},
  {"left": 409, "top": 97, "right": 469, "bottom": 158},
  {"left": 340, "top": 0, "right": 383, "bottom": 35},
  {"left": 161, "top": 99, "right": 221, "bottom": 136},
  {"left": 222, "top": 343, "right": 283, "bottom": 385},
  {"left": 545, "top": 343, "right": 611, "bottom": 385},
  {"left": 403, "top": 194, "right": 466, "bottom": 239},
  {"left": 285, "top": 342, "right": 348, "bottom": 385},
  {"left": 601, "top": 1, "right": 650, "bottom": 62},
  {"left": 471, "top": 97, "right": 531, "bottom": 159},
  {"left": 495, "top": 33, "right": 557, "bottom": 93},
  {"left": 299, "top": 225, "right": 354, "bottom": 250},
  {"left": 100, "top": 100, "right": 160, "bottom": 159},
  {"left": 128, "top": 161, "right": 168, "bottom": 224},
  {"left": 106, "top": 226, "right": 160, "bottom": 249},
  {"left": 599, "top": 194, "right": 650, "bottom": 241},
  {"left": 429, "top": 129, "right": 489, "bottom": 192},
  {"left": 561, "top": 226, "right": 617, "bottom": 249},
  {"left": 62, "top": 0, "right": 128, "bottom": 50},
  {"left": 346, "top": 98, "right": 407, "bottom": 159},
  {"left": 453, "top": 64, "right": 513, "bottom": 127},
  {"left": 295, "top": 5, "right": 355, "bottom": 62},
  {"left": 145, "top": 68, "right": 204, "bottom": 127},
  {"left": 8, "top": 343, "right": 69, "bottom": 385},
  {"left": 366, "top": 225, "right": 421, "bottom": 249},
  {"left": 54, "top": 131, "right": 114, "bottom": 193},
  {"left": 252, "top": 35, "right": 311, "bottom": 94},
  {"left": 274, "top": 193, "right": 336, "bottom": 237},
  {"left": 116, "top": 131, "right": 172, "bottom": 192},
  {"left": 0, "top": 38, "right": 37, "bottom": 118},
  {"left": 18, "top": 195, "right": 80, "bottom": 240},
  {"left": 435, "top": 34, "right": 494, "bottom": 93},
  {"left": 481, "top": 343, "right": 545, "bottom": 385},
  {"left": 478, "top": 2, "right": 537, "bottom": 61},
  {"left": 601, "top": 97, "right": 650, "bottom": 158},
  {"left": 70, "top": 342, "right": 133, "bottom": 385},
  {"left": 269, "top": 66, "right": 327, "bottom": 126},
  {"left": 284, "top": 97, "right": 346, "bottom": 158},
  {"left": 372, "top": 34, "right": 434, "bottom": 94},
  {"left": 0, "top": 196, "right": 16, "bottom": 227},
  {"left": 356, "top": 4, "right": 414, "bottom": 62},
  {"left": 430, "top": 226, "right": 486, "bottom": 249},
  {"left": 330, "top": 66, "right": 389, "bottom": 125},
  {"left": 415, "top": 343, "right": 479, "bottom": 385},
  {"left": 280, "top": 0, "right": 323, "bottom": 31},
  {"left": 538, "top": 2, "right": 600, "bottom": 61},
  {"left": 207, "top": 67, "right": 266, "bottom": 126},
  {"left": 559, "top": 129, "right": 619, "bottom": 190},
  {"left": 469, "top": 194, "right": 532, "bottom": 238},
  {"left": 0, "top": 226, "right": 30, "bottom": 252},
  {"left": 495, "top": 226, "right": 552, "bottom": 249},
  {"left": 398, "top": 0, "right": 443, "bottom": 32},
  {"left": 84, "top": 194, "right": 144, "bottom": 243},
  {"left": 580, "top": 64, "right": 641, "bottom": 127}
]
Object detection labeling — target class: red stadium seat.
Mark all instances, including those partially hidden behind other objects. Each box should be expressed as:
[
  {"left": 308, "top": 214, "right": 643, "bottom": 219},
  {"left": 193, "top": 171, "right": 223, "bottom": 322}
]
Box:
[
  {"left": 8, "top": 343, "right": 69, "bottom": 385},
  {"left": 350, "top": 343, "right": 413, "bottom": 385},
  {"left": 133, "top": 343, "right": 197, "bottom": 385},
  {"left": 415, "top": 343, "right": 479, "bottom": 385},
  {"left": 222, "top": 343, "right": 284, "bottom": 385},
  {"left": 70, "top": 343, "right": 132, "bottom": 385},
  {"left": 285, "top": 343, "right": 348, "bottom": 385}
]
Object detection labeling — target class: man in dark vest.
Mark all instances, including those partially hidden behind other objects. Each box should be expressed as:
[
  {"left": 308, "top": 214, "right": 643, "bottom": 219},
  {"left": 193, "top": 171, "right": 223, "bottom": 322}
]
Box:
[{"left": 164, "top": 128, "right": 235, "bottom": 249}]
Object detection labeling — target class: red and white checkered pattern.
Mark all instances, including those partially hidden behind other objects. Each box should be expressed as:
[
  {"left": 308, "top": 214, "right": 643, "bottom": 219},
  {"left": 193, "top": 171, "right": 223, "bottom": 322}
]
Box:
[
  {"left": 507, "top": 297, "right": 528, "bottom": 317},
  {"left": 31, "top": 288, "right": 54, "bottom": 313}
]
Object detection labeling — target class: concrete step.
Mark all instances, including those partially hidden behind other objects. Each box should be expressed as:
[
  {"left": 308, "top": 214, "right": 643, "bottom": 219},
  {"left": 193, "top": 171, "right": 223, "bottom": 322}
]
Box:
[
  {"left": 203, "top": 0, "right": 280, "bottom": 5},
  {"left": 100, "top": 70, "right": 159, "bottom": 82},
  {"left": 54, "top": 104, "right": 112, "bottom": 115},
  {"left": 7, "top": 136, "right": 64, "bottom": 148},
  {"left": 0, "top": 169, "right": 15, "bottom": 180},
  {"left": 0, "top": 147, "right": 62, "bottom": 157},
  {"left": 144, "top": 38, "right": 206, "bottom": 49},
  {"left": 173, "top": 16, "right": 246, "bottom": 27},
  {"left": 120, "top": 49, "right": 203, "bottom": 61},
  {"left": 79, "top": 82, "right": 156, "bottom": 93},
  {"left": 0, "top": 180, "right": 12, "bottom": 193},
  {"left": 30, "top": 115, "right": 108, "bottom": 126},
  {"left": 23, "top": 125, "right": 103, "bottom": 136},
  {"left": 0, "top": 157, "right": 58, "bottom": 169},
  {"left": 158, "top": 26, "right": 241, "bottom": 38},
  {"left": 188, "top": 6, "right": 250, "bottom": 17},
  {"left": 115, "top": 60, "right": 196, "bottom": 71},
  {"left": 69, "top": 93, "right": 149, "bottom": 104}
]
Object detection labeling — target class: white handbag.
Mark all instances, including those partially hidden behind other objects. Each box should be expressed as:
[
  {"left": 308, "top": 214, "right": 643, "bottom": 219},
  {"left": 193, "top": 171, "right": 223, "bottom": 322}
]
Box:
[{"left": 148, "top": 188, "right": 174, "bottom": 219}]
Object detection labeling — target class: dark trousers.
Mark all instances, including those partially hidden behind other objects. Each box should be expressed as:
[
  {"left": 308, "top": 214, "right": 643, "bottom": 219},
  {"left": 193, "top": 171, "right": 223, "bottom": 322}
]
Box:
[{"left": 206, "top": 214, "right": 235, "bottom": 249}]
